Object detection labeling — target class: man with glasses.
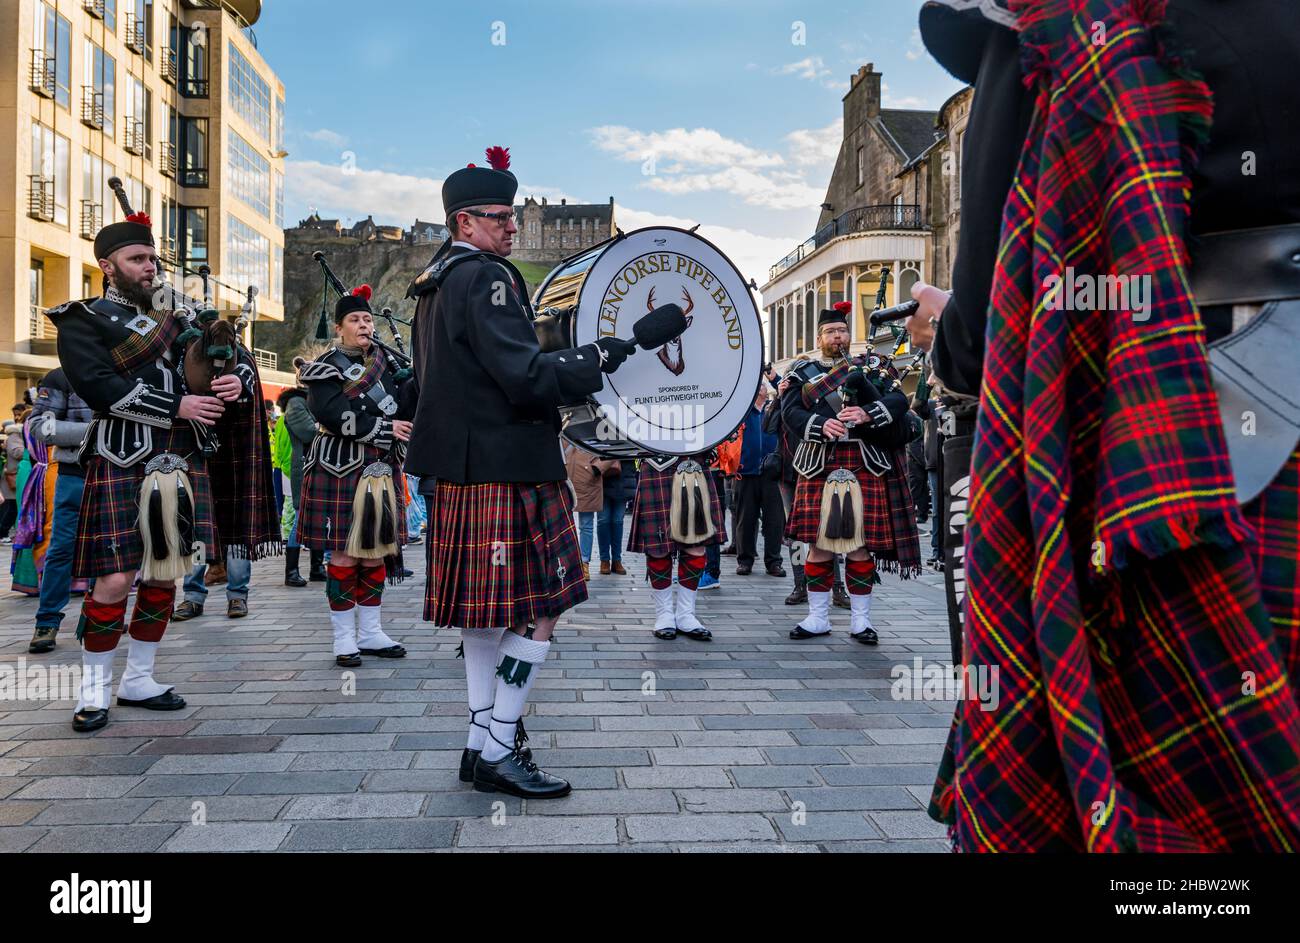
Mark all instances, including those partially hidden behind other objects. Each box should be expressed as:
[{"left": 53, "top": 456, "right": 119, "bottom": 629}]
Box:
[{"left": 406, "top": 146, "right": 637, "bottom": 799}]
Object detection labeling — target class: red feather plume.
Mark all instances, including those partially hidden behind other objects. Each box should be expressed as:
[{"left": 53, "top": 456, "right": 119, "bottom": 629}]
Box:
[
  {"left": 833, "top": 301, "right": 852, "bottom": 313},
  {"left": 126, "top": 211, "right": 152, "bottom": 227},
  {"left": 351, "top": 284, "right": 372, "bottom": 301},
  {"left": 485, "top": 146, "right": 511, "bottom": 170}
]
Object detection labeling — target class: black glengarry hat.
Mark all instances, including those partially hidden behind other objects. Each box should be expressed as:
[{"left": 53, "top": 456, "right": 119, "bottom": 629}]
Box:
[
  {"left": 94, "top": 177, "right": 155, "bottom": 260},
  {"left": 442, "top": 146, "right": 518, "bottom": 216},
  {"left": 817, "top": 300, "right": 853, "bottom": 330},
  {"left": 335, "top": 284, "right": 373, "bottom": 322}
]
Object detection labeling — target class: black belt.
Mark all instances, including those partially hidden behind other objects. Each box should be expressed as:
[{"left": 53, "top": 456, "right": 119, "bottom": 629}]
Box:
[{"left": 1190, "top": 223, "right": 1300, "bottom": 306}]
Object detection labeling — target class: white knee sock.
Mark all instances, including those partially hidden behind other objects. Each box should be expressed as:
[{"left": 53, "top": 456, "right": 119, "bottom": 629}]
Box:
[
  {"left": 797, "top": 590, "right": 833, "bottom": 634},
  {"left": 461, "top": 626, "right": 506, "bottom": 751},
  {"left": 77, "top": 648, "right": 117, "bottom": 712},
  {"left": 331, "top": 607, "right": 358, "bottom": 657},
  {"left": 356, "top": 605, "right": 398, "bottom": 650},
  {"left": 481, "top": 633, "right": 551, "bottom": 762}
]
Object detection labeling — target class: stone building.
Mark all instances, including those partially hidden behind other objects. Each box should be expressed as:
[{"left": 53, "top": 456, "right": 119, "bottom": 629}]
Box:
[
  {"left": 760, "top": 63, "right": 972, "bottom": 378},
  {"left": 408, "top": 219, "right": 447, "bottom": 245},
  {"left": 297, "top": 211, "right": 343, "bottom": 237},
  {"left": 512, "top": 196, "right": 616, "bottom": 262}
]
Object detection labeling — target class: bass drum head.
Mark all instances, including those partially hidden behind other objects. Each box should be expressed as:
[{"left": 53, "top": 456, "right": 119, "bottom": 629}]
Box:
[{"left": 570, "top": 227, "right": 763, "bottom": 456}]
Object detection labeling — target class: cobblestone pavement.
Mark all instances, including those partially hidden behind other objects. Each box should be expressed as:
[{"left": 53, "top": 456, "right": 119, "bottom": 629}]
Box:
[{"left": 0, "top": 530, "right": 956, "bottom": 852}]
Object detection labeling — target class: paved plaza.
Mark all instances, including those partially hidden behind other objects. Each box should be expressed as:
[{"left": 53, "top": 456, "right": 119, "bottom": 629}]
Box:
[{"left": 0, "top": 535, "right": 955, "bottom": 852}]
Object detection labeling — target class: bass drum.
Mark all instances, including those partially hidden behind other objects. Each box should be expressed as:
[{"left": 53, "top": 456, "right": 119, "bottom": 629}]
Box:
[{"left": 533, "top": 227, "right": 764, "bottom": 459}]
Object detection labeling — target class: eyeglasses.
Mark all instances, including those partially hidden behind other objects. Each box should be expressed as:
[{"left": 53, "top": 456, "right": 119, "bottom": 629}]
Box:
[{"left": 462, "top": 209, "right": 514, "bottom": 226}]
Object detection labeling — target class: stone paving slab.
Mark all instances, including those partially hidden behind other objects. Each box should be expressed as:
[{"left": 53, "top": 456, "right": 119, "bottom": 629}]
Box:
[{"left": 0, "top": 536, "right": 954, "bottom": 851}]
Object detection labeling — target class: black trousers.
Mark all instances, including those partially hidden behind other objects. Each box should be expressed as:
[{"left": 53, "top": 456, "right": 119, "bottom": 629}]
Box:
[
  {"left": 907, "top": 443, "right": 930, "bottom": 520},
  {"left": 0, "top": 498, "right": 16, "bottom": 539},
  {"left": 735, "top": 474, "right": 785, "bottom": 568}
]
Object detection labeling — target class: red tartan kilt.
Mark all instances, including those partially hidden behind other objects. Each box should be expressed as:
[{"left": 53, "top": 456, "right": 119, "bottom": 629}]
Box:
[
  {"left": 298, "top": 447, "right": 406, "bottom": 553},
  {"left": 785, "top": 442, "right": 893, "bottom": 551},
  {"left": 73, "top": 425, "right": 215, "bottom": 578},
  {"left": 424, "top": 479, "right": 587, "bottom": 628},
  {"left": 626, "top": 461, "right": 727, "bottom": 557}
]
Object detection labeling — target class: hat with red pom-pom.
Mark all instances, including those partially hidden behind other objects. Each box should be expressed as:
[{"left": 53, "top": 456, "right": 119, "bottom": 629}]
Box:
[
  {"left": 442, "top": 145, "right": 518, "bottom": 216},
  {"left": 335, "top": 283, "right": 374, "bottom": 321},
  {"left": 817, "top": 300, "right": 853, "bottom": 330},
  {"left": 94, "top": 177, "right": 155, "bottom": 261}
]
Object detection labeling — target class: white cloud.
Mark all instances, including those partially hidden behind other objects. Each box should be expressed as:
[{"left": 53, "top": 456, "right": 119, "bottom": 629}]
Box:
[
  {"left": 783, "top": 118, "right": 843, "bottom": 167},
  {"left": 772, "top": 56, "right": 847, "bottom": 91},
  {"left": 905, "top": 28, "right": 925, "bottom": 61},
  {"left": 641, "top": 166, "right": 823, "bottom": 211},
  {"left": 881, "top": 82, "right": 934, "bottom": 109},
  {"left": 590, "top": 126, "right": 784, "bottom": 171},
  {"left": 284, "top": 160, "right": 444, "bottom": 227},
  {"left": 302, "top": 128, "right": 348, "bottom": 148}
]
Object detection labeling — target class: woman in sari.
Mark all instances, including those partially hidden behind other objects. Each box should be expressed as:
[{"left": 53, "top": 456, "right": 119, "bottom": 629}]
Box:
[{"left": 11, "top": 410, "right": 56, "bottom": 595}]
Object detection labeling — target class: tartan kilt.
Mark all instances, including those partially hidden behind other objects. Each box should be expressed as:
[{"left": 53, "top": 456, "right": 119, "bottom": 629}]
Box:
[
  {"left": 73, "top": 424, "right": 215, "bottom": 578},
  {"left": 424, "top": 479, "right": 587, "bottom": 628},
  {"left": 785, "top": 441, "right": 921, "bottom": 576},
  {"left": 626, "top": 461, "right": 727, "bottom": 557},
  {"left": 298, "top": 446, "right": 406, "bottom": 554}
]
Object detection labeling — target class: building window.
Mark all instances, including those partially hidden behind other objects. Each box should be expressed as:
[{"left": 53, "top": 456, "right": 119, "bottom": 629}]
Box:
[
  {"left": 82, "top": 153, "right": 115, "bottom": 237},
  {"left": 125, "top": 76, "right": 152, "bottom": 159},
  {"left": 83, "top": 40, "right": 116, "bottom": 138},
  {"left": 29, "top": 260, "right": 45, "bottom": 338},
  {"left": 228, "top": 41, "right": 271, "bottom": 140},
  {"left": 123, "top": 176, "right": 151, "bottom": 221},
  {"left": 856, "top": 145, "right": 864, "bottom": 188},
  {"left": 228, "top": 131, "right": 271, "bottom": 218},
  {"left": 30, "top": 120, "right": 70, "bottom": 227},
  {"left": 105, "top": 0, "right": 117, "bottom": 30},
  {"left": 271, "top": 245, "right": 284, "bottom": 303},
  {"left": 274, "top": 95, "right": 285, "bottom": 153},
  {"left": 225, "top": 214, "right": 269, "bottom": 298},
  {"left": 182, "top": 117, "right": 208, "bottom": 187},
  {"left": 183, "top": 21, "right": 208, "bottom": 97},
  {"left": 954, "top": 129, "right": 964, "bottom": 203},
  {"left": 273, "top": 170, "right": 284, "bottom": 228},
  {"left": 892, "top": 193, "right": 904, "bottom": 225},
  {"left": 182, "top": 206, "right": 208, "bottom": 264},
  {"left": 34, "top": 3, "right": 72, "bottom": 109}
]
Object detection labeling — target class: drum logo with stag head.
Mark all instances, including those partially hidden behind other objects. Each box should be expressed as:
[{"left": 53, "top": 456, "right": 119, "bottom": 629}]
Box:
[{"left": 562, "top": 227, "right": 763, "bottom": 456}]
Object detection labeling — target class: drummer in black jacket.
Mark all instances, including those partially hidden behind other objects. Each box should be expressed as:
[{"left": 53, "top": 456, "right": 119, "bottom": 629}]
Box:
[{"left": 405, "top": 146, "right": 636, "bottom": 800}]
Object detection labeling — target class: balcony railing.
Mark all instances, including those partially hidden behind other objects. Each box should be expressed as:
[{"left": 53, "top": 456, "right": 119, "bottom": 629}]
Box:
[
  {"left": 81, "top": 86, "right": 105, "bottom": 129},
  {"left": 161, "top": 48, "right": 178, "bottom": 85},
  {"left": 158, "top": 235, "right": 178, "bottom": 264},
  {"left": 83, "top": 0, "right": 106, "bottom": 18},
  {"left": 28, "top": 176, "right": 55, "bottom": 221},
  {"left": 768, "top": 204, "right": 924, "bottom": 282},
  {"left": 124, "top": 13, "right": 146, "bottom": 54},
  {"left": 254, "top": 349, "right": 278, "bottom": 371},
  {"left": 30, "top": 305, "right": 60, "bottom": 343},
  {"left": 159, "top": 140, "right": 177, "bottom": 178},
  {"left": 80, "top": 201, "right": 103, "bottom": 240},
  {"left": 29, "top": 50, "right": 56, "bottom": 98},
  {"left": 123, "top": 119, "right": 146, "bottom": 156}
]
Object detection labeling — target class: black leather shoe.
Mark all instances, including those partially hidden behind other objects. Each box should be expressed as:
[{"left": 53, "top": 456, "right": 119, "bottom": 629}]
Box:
[
  {"left": 308, "top": 551, "right": 327, "bottom": 582},
  {"left": 171, "top": 600, "right": 203, "bottom": 621},
  {"left": 766, "top": 563, "right": 787, "bottom": 578},
  {"left": 784, "top": 584, "right": 807, "bottom": 605},
  {"left": 116, "top": 689, "right": 186, "bottom": 710},
  {"left": 285, "top": 571, "right": 307, "bottom": 587},
  {"left": 460, "top": 731, "right": 534, "bottom": 783},
  {"left": 850, "top": 628, "right": 879, "bottom": 646},
  {"left": 789, "top": 625, "right": 830, "bottom": 640},
  {"left": 72, "top": 708, "right": 108, "bottom": 732},
  {"left": 359, "top": 644, "right": 406, "bottom": 658},
  {"left": 473, "top": 751, "right": 571, "bottom": 799},
  {"left": 735, "top": 563, "right": 753, "bottom": 576},
  {"left": 29, "top": 625, "right": 58, "bottom": 654},
  {"left": 336, "top": 652, "right": 362, "bottom": 668}
]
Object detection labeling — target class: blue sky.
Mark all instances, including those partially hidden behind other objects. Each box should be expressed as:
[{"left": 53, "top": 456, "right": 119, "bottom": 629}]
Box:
[{"left": 256, "top": 0, "right": 963, "bottom": 284}]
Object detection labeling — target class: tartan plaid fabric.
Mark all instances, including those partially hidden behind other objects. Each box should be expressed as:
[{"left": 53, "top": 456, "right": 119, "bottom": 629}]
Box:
[
  {"left": 73, "top": 425, "right": 215, "bottom": 579},
  {"left": 626, "top": 459, "right": 727, "bottom": 558},
  {"left": 298, "top": 448, "right": 405, "bottom": 553},
  {"left": 801, "top": 360, "right": 852, "bottom": 409},
  {"left": 109, "top": 311, "right": 184, "bottom": 373},
  {"left": 128, "top": 583, "right": 175, "bottom": 642},
  {"left": 804, "top": 558, "right": 833, "bottom": 592},
  {"left": 784, "top": 442, "right": 921, "bottom": 578},
  {"left": 75, "top": 596, "right": 128, "bottom": 651},
  {"left": 845, "top": 557, "right": 877, "bottom": 594},
  {"left": 931, "top": 0, "right": 1300, "bottom": 851},
  {"left": 208, "top": 353, "right": 281, "bottom": 562},
  {"left": 424, "top": 479, "right": 587, "bottom": 629},
  {"left": 326, "top": 563, "right": 356, "bottom": 611},
  {"left": 342, "top": 347, "right": 391, "bottom": 399},
  {"left": 356, "top": 563, "right": 385, "bottom": 607}
]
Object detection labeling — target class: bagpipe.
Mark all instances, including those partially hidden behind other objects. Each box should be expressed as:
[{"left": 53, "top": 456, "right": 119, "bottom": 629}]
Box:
[{"left": 311, "top": 250, "right": 412, "bottom": 370}]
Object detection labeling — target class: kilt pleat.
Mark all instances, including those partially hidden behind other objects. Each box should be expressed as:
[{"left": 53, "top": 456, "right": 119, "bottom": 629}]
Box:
[
  {"left": 424, "top": 479, "right": 587, "bottom": 628},
  {"left": 785, "top": 441, "right": 921, "bottom": 576},
  {"left": 73, "top": 425, "right": 215, "bottom": 578},
  {"left": 298, "top": 447, "right": 405, "bottom": 553},
  {"left": 626, "top": 461, "right": 726, "bottom": 557}
]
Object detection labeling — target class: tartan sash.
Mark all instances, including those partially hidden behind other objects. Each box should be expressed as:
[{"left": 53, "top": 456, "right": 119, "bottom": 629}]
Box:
[
  {"left": 341, "top": 347, "right": 390, "bottom": 400},
  {"left": 800, "top": 360, "right": 851, "bottom": 409},
  {"left": 109, "top": 312, "right": 184, "bottom": 373}
]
